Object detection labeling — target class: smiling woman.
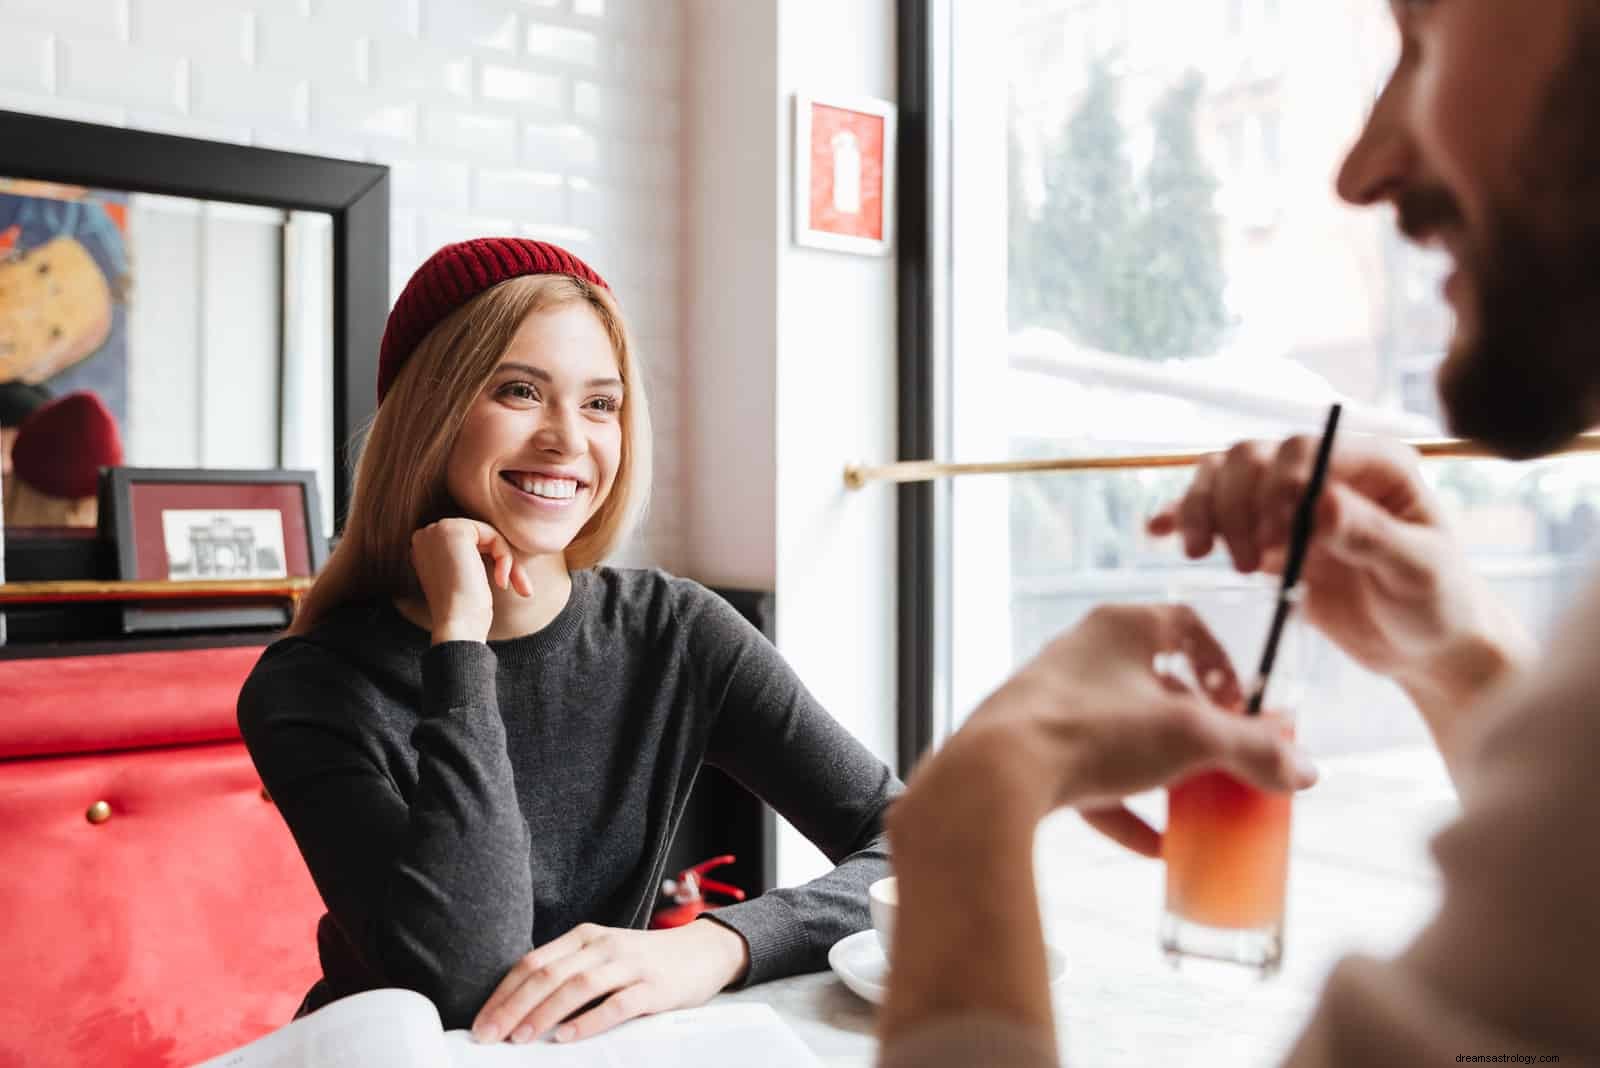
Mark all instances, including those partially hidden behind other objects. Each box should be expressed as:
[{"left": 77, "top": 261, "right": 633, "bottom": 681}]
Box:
[{"left": 237, "top": 237, "right": 900, "bottom": 1046}]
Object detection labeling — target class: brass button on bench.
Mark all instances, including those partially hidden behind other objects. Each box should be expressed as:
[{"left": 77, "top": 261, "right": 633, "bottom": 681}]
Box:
[{"left": 86, "top": 801, "right": 112, "bottom": 825}]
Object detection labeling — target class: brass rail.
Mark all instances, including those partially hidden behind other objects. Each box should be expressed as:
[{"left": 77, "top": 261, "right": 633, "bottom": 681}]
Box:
[
  {"left": 842, "top": 433, "right": 1600, "bottom": 489},
  {"left": 0, "top": 577, "right": 313, "bottom": 606}
]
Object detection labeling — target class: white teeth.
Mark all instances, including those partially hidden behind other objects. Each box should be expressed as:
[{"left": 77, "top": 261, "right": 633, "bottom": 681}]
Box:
[{"left": 510, "top": 474, "right": 578, "bottom": 500}]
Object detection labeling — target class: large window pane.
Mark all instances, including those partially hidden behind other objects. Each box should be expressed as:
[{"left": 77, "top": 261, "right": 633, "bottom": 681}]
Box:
[{"left": 944, "top": 0, "right": 1600, "bottom": 753}]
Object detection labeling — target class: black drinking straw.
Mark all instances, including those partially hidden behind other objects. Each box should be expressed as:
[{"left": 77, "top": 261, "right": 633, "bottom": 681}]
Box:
[{"left": 1245, "top": 403, "right": 1343, "bottom": 717}]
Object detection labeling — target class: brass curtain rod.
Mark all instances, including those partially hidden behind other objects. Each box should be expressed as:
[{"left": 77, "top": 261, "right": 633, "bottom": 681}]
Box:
[{"left": 842, "top": 433, "right": 1600, "bottom": 489}]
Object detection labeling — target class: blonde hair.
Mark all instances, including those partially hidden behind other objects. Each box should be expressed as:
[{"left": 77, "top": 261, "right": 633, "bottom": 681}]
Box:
[
  {"left": 2, "top": 476, "right": 97, "bottom": 528},
  {"left": 289, "top": 274, "right": 651, "bottom": 636}
]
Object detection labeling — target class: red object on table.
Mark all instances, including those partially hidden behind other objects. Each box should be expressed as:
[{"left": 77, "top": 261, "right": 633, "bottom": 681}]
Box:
[{"left": 649, "top": 855, "right": 747, "bottom": 929}]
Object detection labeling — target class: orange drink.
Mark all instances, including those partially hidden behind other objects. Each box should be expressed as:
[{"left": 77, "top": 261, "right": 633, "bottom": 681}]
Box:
[{"left": 1157, "top": 576, "right": 1309, "bottom": 977}]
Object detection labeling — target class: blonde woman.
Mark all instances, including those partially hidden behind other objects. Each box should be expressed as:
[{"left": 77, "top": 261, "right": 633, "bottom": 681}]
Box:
[{"left": 238, "top": 239, "right": 899, "bottom": 1046}]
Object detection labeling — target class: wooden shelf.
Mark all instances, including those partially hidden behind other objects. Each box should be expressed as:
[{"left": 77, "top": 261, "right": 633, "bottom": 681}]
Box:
[{"left": 0, "top": 578, "right": 312, "bottom": 606}]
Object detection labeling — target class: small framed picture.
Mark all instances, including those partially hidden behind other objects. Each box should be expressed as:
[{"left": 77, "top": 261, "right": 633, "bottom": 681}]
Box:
[
  {"left": 101, "top": 467, "right": 327, "bottom": 633},
  {"left": 793, "top": 94, "right": 897, "bottom": 256}
]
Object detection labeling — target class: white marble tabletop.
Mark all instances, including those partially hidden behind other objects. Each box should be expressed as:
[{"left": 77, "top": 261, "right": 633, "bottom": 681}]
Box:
[{"left": 718, "top": 745, "right": 1455, "bottom": 1068}]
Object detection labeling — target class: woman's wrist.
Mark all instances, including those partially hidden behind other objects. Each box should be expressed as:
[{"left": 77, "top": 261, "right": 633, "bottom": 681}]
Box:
[
  {"left": 1399, "top": 614, "right": 1534, "bottom": 763},
  {"left": 690, "top": 918, "right": 750, "bottom": 988}
]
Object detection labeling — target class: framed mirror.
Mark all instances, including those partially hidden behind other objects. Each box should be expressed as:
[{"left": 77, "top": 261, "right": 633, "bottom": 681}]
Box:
[{"left": 0, "top": 109, "right": 387, "bottom": 574}]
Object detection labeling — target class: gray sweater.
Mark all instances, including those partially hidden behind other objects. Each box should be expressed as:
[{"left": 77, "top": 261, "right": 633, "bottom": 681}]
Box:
[{"left": 237, "top": 567, "right": 900, "bottom": 1028}]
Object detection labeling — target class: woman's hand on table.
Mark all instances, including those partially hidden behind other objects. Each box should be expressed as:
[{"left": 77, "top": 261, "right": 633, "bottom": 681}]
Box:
[
  {"left": 1147, "top": 433, "right": 1533, "bottom": 775},
  {"left": 410, "top": 517, "right": 533, "bottom": 645},
  {"left": 469, "top": 919, "right": 750, "bottom": 1045}
]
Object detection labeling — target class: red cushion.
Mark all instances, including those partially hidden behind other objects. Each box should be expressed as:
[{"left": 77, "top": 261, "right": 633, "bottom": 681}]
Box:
[
  {"left": 0, "top": 741, "right": 323, "bottom": 1067},
  {"left": 0, "top": 646, "right": 265, "bottom": 760}
]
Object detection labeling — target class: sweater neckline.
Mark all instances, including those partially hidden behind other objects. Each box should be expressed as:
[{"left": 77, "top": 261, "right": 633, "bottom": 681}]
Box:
[{"left": 379, "top": 569, "right": 594, "bottom": 659}]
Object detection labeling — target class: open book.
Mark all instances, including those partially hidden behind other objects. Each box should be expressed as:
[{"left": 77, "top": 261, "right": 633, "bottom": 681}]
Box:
[{"left": 194, "top": 989, "right": 825, "bottom": 1068}]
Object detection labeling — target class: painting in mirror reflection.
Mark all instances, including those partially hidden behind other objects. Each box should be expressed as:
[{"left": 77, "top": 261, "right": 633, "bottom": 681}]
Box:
[{"left": 0, "top": 177, "right": 334, "bottom": 538}]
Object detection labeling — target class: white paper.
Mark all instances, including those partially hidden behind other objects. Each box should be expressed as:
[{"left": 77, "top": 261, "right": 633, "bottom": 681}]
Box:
[
  {"left": 190, "top": 989, "right": 449, "bottom": 1068},
  {"left": 442, "top": 1003, "right": 823, "bottom": 1068}
]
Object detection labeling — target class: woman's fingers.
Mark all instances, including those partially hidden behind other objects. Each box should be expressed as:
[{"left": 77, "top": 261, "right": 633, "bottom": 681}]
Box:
[
  {"left": 556, "top": 982, "right": 661, "bottom": 1043},
  {"left": 509, "top": 960, "right": 639, "bottom": 1043},
  {"left": 473, "top": 926, "right": 597, "bottom": 1041},
  {"left": 1080, "top": 804, "right": 1162, "bottom": 858}
]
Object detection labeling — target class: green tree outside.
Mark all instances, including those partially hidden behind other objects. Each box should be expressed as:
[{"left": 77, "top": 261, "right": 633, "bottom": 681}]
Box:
[{"left": 1017, "top": 61, "right": 1228, "bottom": 361}]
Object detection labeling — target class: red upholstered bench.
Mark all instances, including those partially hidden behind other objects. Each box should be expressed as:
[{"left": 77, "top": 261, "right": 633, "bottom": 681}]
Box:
[{"left": 0, "top": 646, "right": 323, "bottom": 1068}]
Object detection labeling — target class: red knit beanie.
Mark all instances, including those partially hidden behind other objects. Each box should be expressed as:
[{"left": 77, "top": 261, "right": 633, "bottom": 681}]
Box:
[
  {"left": 377, "top": 237, "right": 610, "bottom": 403},
  {"left": 12, "top": 390, "right": 124, "bottom": 499}
]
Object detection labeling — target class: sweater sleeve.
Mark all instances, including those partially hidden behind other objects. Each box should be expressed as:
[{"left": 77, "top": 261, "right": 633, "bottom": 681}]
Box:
[
  {"left": 1279, "top": 619, "right": 1600, "bottom": 1067},
  {"left": 237, "top": 638, "right": 534, "bottom": 1027},
  {"left": 676, "top": 581, "right": 902, "bottom": 986}
]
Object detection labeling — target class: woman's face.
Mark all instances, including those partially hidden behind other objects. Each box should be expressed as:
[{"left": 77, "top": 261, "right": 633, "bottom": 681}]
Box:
[{"left": 445, "top": 302, "right": 624, "bottom": 559}]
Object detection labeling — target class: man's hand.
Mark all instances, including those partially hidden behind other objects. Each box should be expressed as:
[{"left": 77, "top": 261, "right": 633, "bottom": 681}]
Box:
[
  {"left": 899, "top": 603, "right": 1316, "bottom": 860},
  {"left": 1148, "top": 433, "right": 1533, "bottom": 773},
  {"left": 470, "top": 920, "right": 749, "bottom": 1046},
  {"left": 881, "top": 603, "right": 1316, "bottom": 1047}
]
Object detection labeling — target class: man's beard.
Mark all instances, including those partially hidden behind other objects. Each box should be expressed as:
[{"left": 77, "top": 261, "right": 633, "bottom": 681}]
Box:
[{"left": 1428, "top": 18, "right": 1600, "bottom": 460}]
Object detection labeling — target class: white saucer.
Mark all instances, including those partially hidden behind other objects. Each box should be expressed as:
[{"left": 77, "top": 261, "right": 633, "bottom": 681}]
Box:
[{"left": 827, "top": 929, "right": 1069, "bottom": 1006}]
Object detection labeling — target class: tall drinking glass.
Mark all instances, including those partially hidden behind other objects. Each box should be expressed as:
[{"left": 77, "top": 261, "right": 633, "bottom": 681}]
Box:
[{"left": 1159, "top": 575, "right": 1307, "bottom": 977}]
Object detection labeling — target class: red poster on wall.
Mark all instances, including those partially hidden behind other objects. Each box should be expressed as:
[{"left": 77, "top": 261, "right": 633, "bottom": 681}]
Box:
[{"left": 794, "top": 95, "right": 896, "bottom": 255}]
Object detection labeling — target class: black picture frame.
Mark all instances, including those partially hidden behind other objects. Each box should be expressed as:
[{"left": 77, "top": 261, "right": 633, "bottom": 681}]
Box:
[
  {"left": 0, "top": 108, "right": 389, "bottom": 535},
  {"left": 101, "top": 466, "right": 327, "bottom": 634}
]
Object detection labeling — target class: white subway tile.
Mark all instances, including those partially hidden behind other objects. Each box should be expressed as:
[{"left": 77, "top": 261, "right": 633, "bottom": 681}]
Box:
[
  {"left": 421, "top": 108, "right": 517, "bottom": 163},
  {"left": 610, "top": 33, "right": 679, "bottom": 89},
  {"left": 192, "top": 63, "right": 308, "bottom": 127},
  {"left": 592, "top": 138, "right": 678, "bottom": 187},
  {"left": 0, "top": 0, "right": 126, "bottom": 39},
  {"left": 256, "top": 11, "right": 367, "bottom": 84},
  {"left": 474, "top": 167, "right": 565, "bottom": 220},
  {"left": 59, "top": 37, "right": 180, "bottom": 111},
  {"left": 479, "top": 62, "right": 564, "bottom": 114},
  {"left": 570, "top": 0, "right": 675, "bottom": 34},
  {"left": 314, "top": 0, "right": 418, "bottom": 37},
  {"left": 251, "top": 125, "right": 365, "bottom": 161},
  {"left": 524, "top": 23, "right": 596, "bottom": 66},
  {"left": 419, "top": 211, "right": 520, "bottom": 253},
  {"left": 0, "top": 28, "right": 53, "bottom": 94},
  {"left": 0, "top": 87, "right": 125, "bottom": 125},
  {"left": 419, "top": 0, "right": 519, "bottom": 53},
  {"left": 567, "top": 178, "right": 675, "bottom": 236},
  {"left": 369, "top": 34, "right": 472, "bottom": 100},
  {"left": 386, "top": 159, "right": 468, "bottom": 213},
  {"left": 316, "top": 87, "right": 417, "bottom": 144},
  {"left": 573, "top": 79, "right": 675, "bottom": 137},
  {"left": 127, "top": 109, "right": 250, "bottom": 144},
  {"left": 521, "top": 122, "right": 596, "bottom": 174},
  {"left": 132, "top": 0, "right": 249, "bottom": 62}
]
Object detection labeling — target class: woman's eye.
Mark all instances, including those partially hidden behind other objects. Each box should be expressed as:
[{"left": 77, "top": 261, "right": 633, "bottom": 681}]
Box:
[
  {"left": 587, "top": 396, "right": 621, "bottom": 413},
  {"left": 498, "top": 382, "right": 539, "bottom": 402}
]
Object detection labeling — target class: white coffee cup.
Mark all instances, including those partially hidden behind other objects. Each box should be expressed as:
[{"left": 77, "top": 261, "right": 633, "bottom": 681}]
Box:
[{"left": 869, "top": 876, "right": 898, "bottom": 957}]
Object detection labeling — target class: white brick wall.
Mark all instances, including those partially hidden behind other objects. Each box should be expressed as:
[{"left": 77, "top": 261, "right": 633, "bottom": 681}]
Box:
[{"left": 0, "top": 0, "right": 688, "bottom": 571}]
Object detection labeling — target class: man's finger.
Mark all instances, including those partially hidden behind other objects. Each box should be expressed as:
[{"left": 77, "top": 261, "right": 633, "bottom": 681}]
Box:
[
  {"left": 1080, "top": 804, "right": 1162, "bottom": 858},
  {"left": 1203, "top": 713, "right": 1319, "bottom": 793},
  {"left": 1177, "top": 457, "right": 1221, "bottom": 559},
  {"left": 1317, "top": 484, "right": 1441, "bottom": 599}
]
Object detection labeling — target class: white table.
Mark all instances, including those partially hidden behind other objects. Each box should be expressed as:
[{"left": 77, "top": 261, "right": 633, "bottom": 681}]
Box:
[{"left": 722, "top": 745, "right": 1455, "bottom": 1068}]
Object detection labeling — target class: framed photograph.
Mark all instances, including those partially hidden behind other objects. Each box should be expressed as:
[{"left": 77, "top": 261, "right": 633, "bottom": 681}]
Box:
[
  {"left": 102, "top": 467, "right": 326, "bottom": 633},
  {"left": 793, "top": 94, "right": 896, "bottom": 256}
]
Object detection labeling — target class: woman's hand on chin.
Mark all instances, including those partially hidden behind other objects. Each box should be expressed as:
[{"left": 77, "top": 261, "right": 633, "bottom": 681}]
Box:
[
  {"left": 410, "top": 517, "right": 534, "bottom": 645},
  {"left": 469, "top": 920, "right": 751, "bottom": 1046}
]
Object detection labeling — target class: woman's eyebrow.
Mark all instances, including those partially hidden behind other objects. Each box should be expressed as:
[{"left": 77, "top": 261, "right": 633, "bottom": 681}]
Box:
[{"left": 497, "top": 362, "right": 622, "bottom": 388}]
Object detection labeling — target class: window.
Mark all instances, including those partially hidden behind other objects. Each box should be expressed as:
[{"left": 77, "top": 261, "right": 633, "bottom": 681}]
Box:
[{"left": 937, "top": 0, "right": 1600, "bottom": 755}]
